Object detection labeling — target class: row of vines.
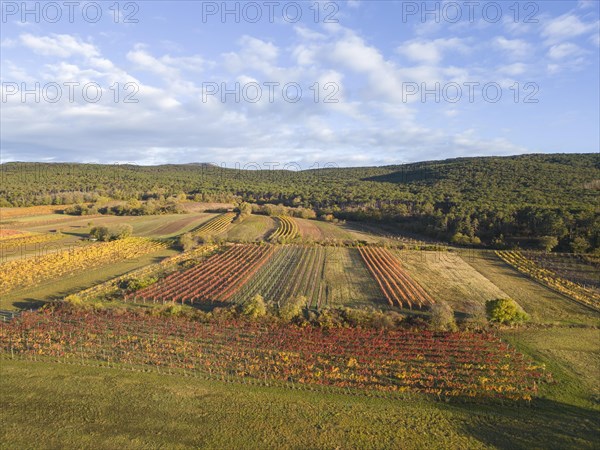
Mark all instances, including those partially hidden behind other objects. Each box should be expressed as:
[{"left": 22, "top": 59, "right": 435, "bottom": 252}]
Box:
[
  {"left": 0, "top": 238, "right": 166, "bottom": 294},
  {"left": 359, "top": 246, "right": 434, "bottom": 309},
  {"left": 269, "top": 216, "right": 299, "bottom": 241},
  {"left": 128, "top": 244, "right": 276, "bottom": 304},
  {"left": 496, "top": 251, "right": 599, "bottom": 311},
  {"left": 0, "top": 307, "right": 550, "bottom": 401}
]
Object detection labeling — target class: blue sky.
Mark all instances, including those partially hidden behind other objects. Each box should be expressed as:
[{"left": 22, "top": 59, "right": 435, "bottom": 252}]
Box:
[{"left": 1, "top": 0, "right": 598, "bottom": 167}]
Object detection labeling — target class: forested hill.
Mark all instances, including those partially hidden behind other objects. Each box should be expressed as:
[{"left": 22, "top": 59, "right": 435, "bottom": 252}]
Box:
[{"left": 1, "top": 153, "right": 599, "bottom": 251}]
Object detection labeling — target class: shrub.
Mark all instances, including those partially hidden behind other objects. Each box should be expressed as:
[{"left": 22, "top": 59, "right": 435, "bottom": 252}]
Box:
[
  {"left": 178, "top": 232, "right": 196, "bottom": 251},
  {"left": 430, "top": 300, "right": 457, "bottom": 331},
  {"left": 279, "top": 295, "right": 307, "bottom": 321},
  {"left": 486, "top": 298, "right": 530, "bottom": 325},
  {"left": 538, "top": 236, "right": 558, "bottom": 252},
  {"left": 242, "top": 294, "right": 267, "bottom": 319},
  {"left": 570, "top": 237, "right": 590, "bottom": 254},
  {"left": 118, "top": 277, "right": 158, "bottom": 292},
  {"left": 64, "top": 294, "right": 84, "bottom": 308},
  {"left": 112, "top": 224, "right": 133, "bottom": 239},
  {"left": 371, "top": 311, "right": 396, "bottom": 330},
  {"left": 90, "top": 226, "right": 111, "bottom": 241},
  {"left": 89, "top": 224, "right": 132, "bottom": 241}
]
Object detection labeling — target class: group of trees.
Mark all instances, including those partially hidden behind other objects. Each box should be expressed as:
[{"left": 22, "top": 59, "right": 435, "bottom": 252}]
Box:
[
  {"left": 89, "top": 224, "right": 133, "bottom": 241},
  {"left": 251, "top": 203, "right": 317, "bottom": 219},
  {"left": 65, "top": 197, "right": 186, "bottom": 216},
  {"left": 2, "top": 154, "right": 598, "bottom": 252}
]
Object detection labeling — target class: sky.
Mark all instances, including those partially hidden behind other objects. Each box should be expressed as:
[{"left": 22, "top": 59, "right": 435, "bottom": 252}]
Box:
[{"left": 1, "top": 0, "right": 599, "bottom": 168}]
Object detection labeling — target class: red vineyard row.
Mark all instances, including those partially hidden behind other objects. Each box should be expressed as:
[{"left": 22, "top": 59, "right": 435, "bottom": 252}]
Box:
[
  {"left": 359, "top": 246, "right": 434, "bottom": 308},
  {"left": 127, "top": 244, "right": 277, "bottom": 304}
]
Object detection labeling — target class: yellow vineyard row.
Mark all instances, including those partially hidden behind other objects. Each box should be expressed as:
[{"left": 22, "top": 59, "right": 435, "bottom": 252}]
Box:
[
  {"left": 270, "top": 216, "right": 299, "bottom": 241},
  {"left": 0, "top": 237, "right": 167, "bottom": 294},
  {"left": 496, "top": 250, "right": 599, "bottom": 311},
  {"left": 194, "top": 213, "right": 236, "bottom": 236},
  {"left": 0, "top": 232, "right": 63, "bottom": 246}
]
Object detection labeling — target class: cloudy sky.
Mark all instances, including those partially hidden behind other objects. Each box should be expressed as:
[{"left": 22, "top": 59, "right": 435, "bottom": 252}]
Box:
[{"left": 1, "top": 0, "right": 598, "bottom": 167}]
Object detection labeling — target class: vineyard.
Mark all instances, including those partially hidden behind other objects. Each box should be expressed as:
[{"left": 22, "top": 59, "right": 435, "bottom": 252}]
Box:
[
  {"left": 269, "top": 216, "right": 299, "bottom": 241},
  {"left": 75, "top": 245, "right": 218, "bottom": 301},
  {"left": 0, "top": 307, "right": 550, "bottom": 401},
  {"left": 192, "top": 213, "right": 236, "bottom": 236},
  {"left": 522, "top": 251, "right": 600, "bottom": 291},
  {"left": 0, "top": 205, "right": 68, "bottom": 219},
  {"left": 0, "top": 229, "right": 28, "bottom": 239},
  {"left": 0, "top": 231, "right": 63, "bottom": 248},
  {"left": 496, "top": 251, "right": 600, "bottom": 311},
  {"left": 0, "top": 238, "right": 166, "bottom": 294},
  {"left": 359, "top": 247, "right": 435, "bottom": 309},
  {"left": 231, "top": 246, "right": 381, "bottom": 308},
  {"left": 128, "top": 244, "right": 276, "bottom": 304}
]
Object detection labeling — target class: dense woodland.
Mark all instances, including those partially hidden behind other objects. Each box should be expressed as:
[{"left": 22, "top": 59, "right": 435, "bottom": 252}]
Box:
[{"left": 1, "top": 154, "right": 598, "bottom": 252}]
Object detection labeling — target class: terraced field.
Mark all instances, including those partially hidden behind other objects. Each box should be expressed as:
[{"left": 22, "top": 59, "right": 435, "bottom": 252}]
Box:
[
  {"left": 192, "top": 212, "right": 236, "bottom": 237},
  {"left": 269, "top": 216, "right": 299, "bottom": 241}
]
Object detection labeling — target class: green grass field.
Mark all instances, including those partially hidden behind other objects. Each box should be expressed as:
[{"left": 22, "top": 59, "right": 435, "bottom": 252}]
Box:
[
  {"left": 1, "top": 357, "right": 598, "bottom": 450},
  {"left": 396, "top": 250, "right": 508, "bottom": 316},
  {"left": 225, "top": 215, "right": 277, "bottom": 241}
]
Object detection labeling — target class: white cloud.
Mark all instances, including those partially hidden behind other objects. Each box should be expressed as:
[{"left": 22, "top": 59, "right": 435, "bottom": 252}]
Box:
[
  {"left": 492, "top": 37, "right": 532, "bottom": 59},
  {"left": 548, "top": 43, "right": 585, "bottom": 60},
  {"left": 498, "top": 63, "right": 528, "bottom": 76},
  {"left": 542, "top": 14, "right": 599, "bottom": 44},
  {"left": 1, "top": 17, "right": 554, "bottom": 165},
  {"left": 397, "top": 38, "right": 468, "bottom": 65},
  {"left": 19, "top": 33, "right": 99, "bottom": 58},
  {"left": 223, "top": 36, "right": 279, "bottom": 74}
]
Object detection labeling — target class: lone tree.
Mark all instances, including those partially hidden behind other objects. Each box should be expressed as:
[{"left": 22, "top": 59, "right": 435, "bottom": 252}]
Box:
[
  {"left": 89, "top": 226, "right": 111, "bottom": 241},
  {"left": 486, "top": 298, "right": 530, "bottom": 325}
]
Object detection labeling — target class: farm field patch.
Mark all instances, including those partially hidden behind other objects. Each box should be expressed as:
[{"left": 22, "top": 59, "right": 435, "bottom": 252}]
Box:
[
  {"left": 395, "top": 250, "right": 508, "bottom": 316},
  {"left": 496, "top": 251, "right": 599, "bottom": 311},
  {"left": 231, "top": 246, "right": 382, "bottom": 309},
  {"left": 359, "top": 247, "right": 434, "bottom": 309},
  {"left": 462, "top": 250, "right": 599, "bottom": 326},
  {"left": 192, "top": 212, "right": 236, "bottom": 237},
  {"left": 0, "top": 205, "right": 70, "bottom": 219},
  {"left": 226, "top": 215, "right": 276, "bottom": 242},
  {"left": 0, "top": 238, "right": 166, "bottom": 295},
  {"left": 129, "top": 244, "right": 275, "bottom": 304},
  {"left": 522, "top": 252, "right": 599, "bottom": 291},
  {"left": 1, "top": 307, "right": 549, "bottom": 401},
  {"left": 0, "top": 248, "right": 178, "bottom": 311},
  {"left": 269, "top": 216, "right": 299, "bottom": 241}
]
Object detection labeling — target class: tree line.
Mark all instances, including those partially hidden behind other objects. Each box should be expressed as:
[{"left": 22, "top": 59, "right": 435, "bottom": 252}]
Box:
[{"left": 1, "top": 154, "right": 598, "bottom": 252}]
